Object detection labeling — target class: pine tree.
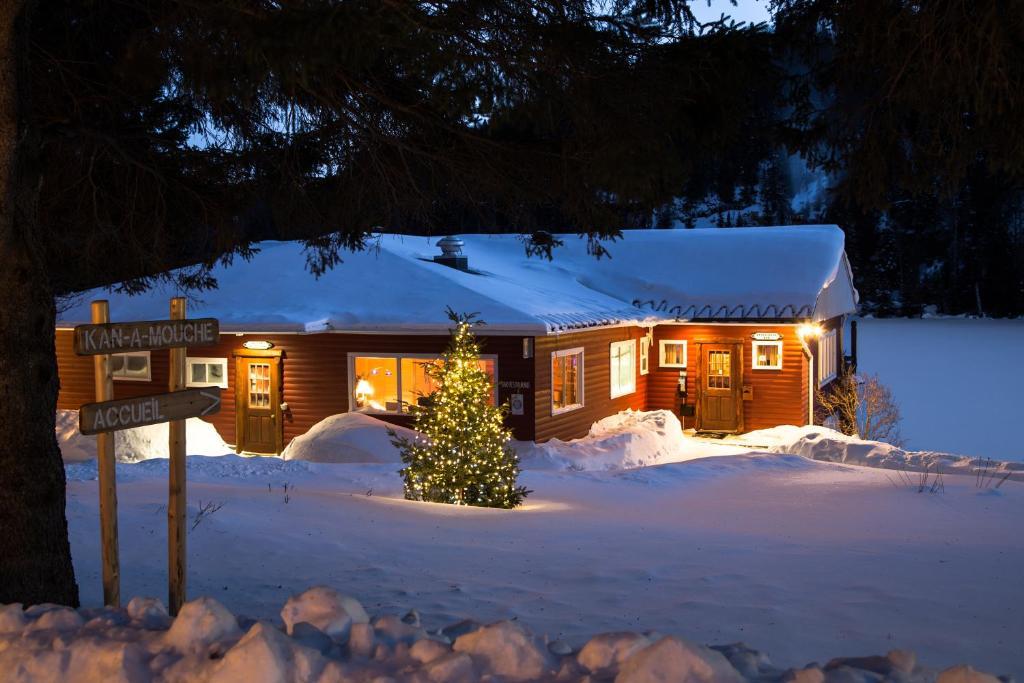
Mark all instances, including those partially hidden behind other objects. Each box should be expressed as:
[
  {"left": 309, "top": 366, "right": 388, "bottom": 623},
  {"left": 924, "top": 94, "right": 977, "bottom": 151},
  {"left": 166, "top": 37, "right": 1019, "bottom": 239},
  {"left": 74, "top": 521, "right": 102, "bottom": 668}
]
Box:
[{"left": 391, "top": 310, "right": 528, "bottom": 509}]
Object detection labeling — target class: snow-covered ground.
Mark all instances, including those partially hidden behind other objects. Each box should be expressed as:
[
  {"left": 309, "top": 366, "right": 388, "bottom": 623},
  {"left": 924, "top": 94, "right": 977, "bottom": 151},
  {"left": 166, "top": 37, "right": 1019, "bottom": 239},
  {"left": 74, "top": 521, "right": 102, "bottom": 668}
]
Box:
[
  {"left": 61, "top": 444, "right": 1023, "bottom": 678},
  {"left": 856, "top": 318, "right": 1024, "bottom": 462}
]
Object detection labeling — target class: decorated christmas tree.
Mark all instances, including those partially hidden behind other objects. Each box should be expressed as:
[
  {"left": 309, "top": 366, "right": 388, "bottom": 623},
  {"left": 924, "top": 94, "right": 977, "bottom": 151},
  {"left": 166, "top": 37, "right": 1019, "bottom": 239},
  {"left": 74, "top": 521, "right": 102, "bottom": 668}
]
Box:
[{"left": 390, "top": 309, "right": 529, "bottom": 509}]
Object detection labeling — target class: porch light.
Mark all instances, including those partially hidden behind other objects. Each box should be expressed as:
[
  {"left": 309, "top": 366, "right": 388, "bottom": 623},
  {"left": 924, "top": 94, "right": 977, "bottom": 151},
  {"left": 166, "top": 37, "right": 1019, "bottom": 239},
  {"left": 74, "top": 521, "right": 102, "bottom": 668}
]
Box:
[{"left": 797, "top": 323, "right": 824, "bottom": 339}]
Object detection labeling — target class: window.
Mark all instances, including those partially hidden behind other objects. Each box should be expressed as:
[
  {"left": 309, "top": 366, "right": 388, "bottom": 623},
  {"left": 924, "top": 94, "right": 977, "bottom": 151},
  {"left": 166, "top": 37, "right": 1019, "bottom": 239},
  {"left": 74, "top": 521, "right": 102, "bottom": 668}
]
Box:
[
  {"left": 110, "top": 352, "right": 151, "bottom": 382},
  {"left": 707, "top": 350, "right": 732, "bottom": 389},
  {"left": 551, "top": 347, "right": 584, "bottom": 414},
  {"left": 659, "top": 340, "right": 687, "bottom": 368},
  {"left": 752, "top": 341, "right": 783, "bottom": 370},
  {"left": 350, "top": 354, "right": 497, "bottom": 414},
  {"left": 186, "top": 357, "right": 228, "bottom": 388},
  {"left": 639, "top": 336, "right": 650, "bottom": 375},
  {"left": 818, "top": 329, "right": 838, "bottom": 386},
  {"left": 610, "top": 340, "right": 636, "bottom": 398}
]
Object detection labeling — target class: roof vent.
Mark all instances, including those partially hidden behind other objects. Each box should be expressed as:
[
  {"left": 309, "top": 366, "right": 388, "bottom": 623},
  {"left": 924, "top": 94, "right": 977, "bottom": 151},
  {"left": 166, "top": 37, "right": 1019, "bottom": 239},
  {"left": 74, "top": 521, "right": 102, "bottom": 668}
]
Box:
[{"left": 434, "top": 235, "right": 468, "bottom": 271}]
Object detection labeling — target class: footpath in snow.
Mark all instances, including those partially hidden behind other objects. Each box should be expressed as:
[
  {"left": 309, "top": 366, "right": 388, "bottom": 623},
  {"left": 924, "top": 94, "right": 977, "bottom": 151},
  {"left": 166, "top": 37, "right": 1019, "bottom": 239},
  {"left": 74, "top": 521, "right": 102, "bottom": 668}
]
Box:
[{"left": 51, "top": 409, "right": 1024, "bottom": 679}]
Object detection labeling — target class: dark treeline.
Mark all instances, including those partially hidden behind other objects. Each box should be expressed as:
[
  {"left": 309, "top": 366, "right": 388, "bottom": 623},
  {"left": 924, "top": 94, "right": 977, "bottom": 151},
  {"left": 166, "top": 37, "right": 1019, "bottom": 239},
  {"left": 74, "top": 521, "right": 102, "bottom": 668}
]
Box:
[{"left": 412, "top": 1, "right": 1024, "bottom": 317}]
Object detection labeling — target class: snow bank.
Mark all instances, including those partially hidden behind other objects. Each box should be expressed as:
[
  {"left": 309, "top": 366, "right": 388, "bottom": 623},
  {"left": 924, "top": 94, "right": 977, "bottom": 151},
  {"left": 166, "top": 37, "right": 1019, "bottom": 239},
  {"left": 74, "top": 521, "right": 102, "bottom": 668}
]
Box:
[
  {"left": 519, "top": 409, "right": 746, "bottom": 471},
  {"left": 756, "top": 425, "right": 1024, "bottom": 482},
  {"left": 519, "top": 410, "right": 685, "bottom": 471},
  {"left": 281, "top": 412, "right": 414, "bottom": 464},
  {"left": 57, "top": 409, "right": 231, "bottom": 463},
  {"left": 0, "top": 588, "right": 1007, "bottom": 682}
]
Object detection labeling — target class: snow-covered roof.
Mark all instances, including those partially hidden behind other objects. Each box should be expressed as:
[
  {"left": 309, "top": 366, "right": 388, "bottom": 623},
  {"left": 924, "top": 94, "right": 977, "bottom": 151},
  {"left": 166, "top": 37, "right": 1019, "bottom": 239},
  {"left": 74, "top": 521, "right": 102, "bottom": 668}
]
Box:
[{"left": 57, "top": 226, "right": 858, "bottom": 334}]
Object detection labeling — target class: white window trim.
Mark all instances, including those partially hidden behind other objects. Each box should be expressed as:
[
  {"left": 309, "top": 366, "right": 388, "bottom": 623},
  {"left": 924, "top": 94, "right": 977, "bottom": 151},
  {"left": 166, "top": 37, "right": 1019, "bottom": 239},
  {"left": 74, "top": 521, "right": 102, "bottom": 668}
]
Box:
[
  {"left": 111, "top": 351, "right": 151, "bottom": 382},
  {"left": 817, "top": 329, "right": 838, "bottom": 387},
  {"left": 659, "top": 339, "right": 687, "bottom": 368},
  {"left": 639, "top": 336, "right": 650, "bottom": 376},
  {"left": 609, "top": 340, "right": 637, "bottom": 399},
  {"left": 186, "top": 357, "right": 229, "bottom": 388},
  {"left": 751, "top": 340, "right": 783, "bottom": 370},
  {"left": 551, "top": 346, "right": 585, "bottom": 416},
  {"left": 347, "top": 352, "right": 499, "bottom": 415}
]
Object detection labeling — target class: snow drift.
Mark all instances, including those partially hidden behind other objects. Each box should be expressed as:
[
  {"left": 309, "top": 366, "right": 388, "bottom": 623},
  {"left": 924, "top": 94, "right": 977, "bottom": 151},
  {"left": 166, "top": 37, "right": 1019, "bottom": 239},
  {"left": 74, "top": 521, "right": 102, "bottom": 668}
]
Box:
[
  {"left": 57, "top": 409, "right": 231, "bottom": 463},
  {"left": 518, "top": 410, "right": 689, "bottom": 471},
  {"left": 281, "top": 412, "right": 415, "bottom": 464},
  {"left": 757, "top": 425, "right": 1024, "bottom": 482},
  {"left": 0, "top": 587, "right": 1006, "bottom": 683}
]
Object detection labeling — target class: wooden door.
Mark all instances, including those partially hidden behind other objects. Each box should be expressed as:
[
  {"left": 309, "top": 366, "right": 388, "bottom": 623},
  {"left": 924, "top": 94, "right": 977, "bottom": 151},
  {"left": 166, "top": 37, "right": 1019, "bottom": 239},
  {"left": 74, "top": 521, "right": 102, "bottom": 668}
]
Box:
[
  {"left": 234, "top": 352, "right": 283, "bottom": 454},
  {"left": 698, "top": 343, "right": 742, "bottom": 433}
]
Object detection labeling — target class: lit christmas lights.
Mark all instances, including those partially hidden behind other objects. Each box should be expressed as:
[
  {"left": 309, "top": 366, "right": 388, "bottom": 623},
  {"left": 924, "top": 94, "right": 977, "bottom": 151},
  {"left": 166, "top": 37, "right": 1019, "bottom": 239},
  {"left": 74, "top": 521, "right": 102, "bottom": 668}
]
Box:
[{"left": 390, "top": 309, "right": 529, "bottom": 509}]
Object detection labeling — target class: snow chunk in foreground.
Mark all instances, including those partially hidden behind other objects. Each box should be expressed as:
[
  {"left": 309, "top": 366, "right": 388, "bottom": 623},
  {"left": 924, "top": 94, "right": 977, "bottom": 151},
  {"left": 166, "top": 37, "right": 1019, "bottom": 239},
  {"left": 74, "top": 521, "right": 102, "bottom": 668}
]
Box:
[
  {"left": 57, "top": 409, "right": 231, "bottom": 463},
  {"left": 520, "top": 409, "right": 686, "bottom": 471},
  {"left": 281, "top": 412, "right": 414, "bottom": 464},
  {"left": 280, "top": 586, "right": 369, "bottom": 641},
  {"left": 452, "top": 620, "right": 556, "bottom": 681}
]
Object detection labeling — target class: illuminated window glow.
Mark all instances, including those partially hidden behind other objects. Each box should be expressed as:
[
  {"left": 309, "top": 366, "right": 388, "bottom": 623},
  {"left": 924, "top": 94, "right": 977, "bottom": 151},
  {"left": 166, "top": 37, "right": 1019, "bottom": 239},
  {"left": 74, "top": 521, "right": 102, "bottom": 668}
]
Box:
[
  {"left": 659, "top": 339, "right": 687, "bottom": 368},
  {"left": 552, "top": 347, "right": 584, "bottom": 414},
  {"left": 752, "top": 341, "right": 783, "bottom": 370},
  {"left": 351, "top": 354, "right": 496, "bottom": 414},
  {"left": 610, "top": 340, "right": 636, "bottom": 398}
]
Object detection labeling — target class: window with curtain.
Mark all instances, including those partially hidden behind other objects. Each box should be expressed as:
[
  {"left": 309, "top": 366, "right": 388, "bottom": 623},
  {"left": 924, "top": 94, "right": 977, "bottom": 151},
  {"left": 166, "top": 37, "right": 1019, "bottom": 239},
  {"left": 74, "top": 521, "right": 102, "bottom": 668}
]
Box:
[{"left": 551, "top": 348, "right": 584, "bottom": 414}]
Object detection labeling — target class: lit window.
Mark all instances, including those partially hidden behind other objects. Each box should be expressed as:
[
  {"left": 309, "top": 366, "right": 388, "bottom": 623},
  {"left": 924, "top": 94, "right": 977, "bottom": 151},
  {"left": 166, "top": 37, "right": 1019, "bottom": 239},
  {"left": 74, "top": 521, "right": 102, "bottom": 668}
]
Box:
[
  {"left": 752, "top": 341, "right": 783, "bottom": 370},
  {"left": 551, "top": 347, "right": 584, "bottom": 414},
  {"left": 111, "top": 352, "right": 151, "bottom": 382},
  {"left": 818, "top": 329, "right": 838, "bottom": 386},
  {"left": 610, "top": 340, "right": 636, "bottom": 398},
  {"left": 353, "top": 356, "right": 399, "bottom": 413},
  {"left": 352, "top": 354, "right": 497, "bottom": 414},
  {"left": 659, "top": 340, "right": 687, "bottom": 368},
  {"left": 399, "top": 357, "right": 497, "bottom": 409},
  {"left": 639, "top": 336, "right": 650, "bottom": 375},
  {"left": 186, "top": 357, "right": 228, "bottom": 388}
]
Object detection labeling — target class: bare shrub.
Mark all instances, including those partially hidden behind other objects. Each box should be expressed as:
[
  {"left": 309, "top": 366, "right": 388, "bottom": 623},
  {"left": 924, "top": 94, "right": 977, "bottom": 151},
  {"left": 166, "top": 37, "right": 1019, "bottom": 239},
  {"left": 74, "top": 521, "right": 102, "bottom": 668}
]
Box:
[
  {"left": 191, "top": 500, "right": 224, "bottom": 530},
  {"left": 818, "top": 370, "right": 904, "bottom": 446}
]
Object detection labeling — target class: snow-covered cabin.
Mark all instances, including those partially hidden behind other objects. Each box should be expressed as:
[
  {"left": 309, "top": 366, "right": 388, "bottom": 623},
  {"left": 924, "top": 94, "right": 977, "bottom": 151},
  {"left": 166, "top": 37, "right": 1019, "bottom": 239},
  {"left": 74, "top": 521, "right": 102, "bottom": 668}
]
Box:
[{"left": 55, "top": 226, "right": 858, "bottom": 453}]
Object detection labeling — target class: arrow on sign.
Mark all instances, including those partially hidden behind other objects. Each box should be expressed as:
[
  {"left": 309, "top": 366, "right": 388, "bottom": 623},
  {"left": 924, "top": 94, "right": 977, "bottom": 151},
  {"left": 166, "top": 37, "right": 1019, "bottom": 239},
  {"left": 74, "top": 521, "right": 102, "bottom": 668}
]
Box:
[
  {"left": 79, "top": 387, "right": 223, "bottom": 435},
  {"left": 198, "top": 390, "right": 221, "bottom": 416}
]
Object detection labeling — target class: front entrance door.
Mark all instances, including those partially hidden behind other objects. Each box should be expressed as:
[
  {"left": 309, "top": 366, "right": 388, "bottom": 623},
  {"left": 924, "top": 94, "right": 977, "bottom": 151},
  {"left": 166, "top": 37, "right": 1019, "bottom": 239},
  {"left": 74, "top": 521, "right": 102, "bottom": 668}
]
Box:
[
  {"left": 234, "top": 352, "right": 283, "bottom": 454},
  {"left": 698, "top": 343, "right": 742, "bottom": 433}
]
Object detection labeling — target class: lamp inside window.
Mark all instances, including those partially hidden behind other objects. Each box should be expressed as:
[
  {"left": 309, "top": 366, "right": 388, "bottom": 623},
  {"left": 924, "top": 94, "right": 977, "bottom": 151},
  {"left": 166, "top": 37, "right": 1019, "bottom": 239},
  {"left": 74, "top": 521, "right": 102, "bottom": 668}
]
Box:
[{"left": 752, "top": 340, "right": 783, "bottom": 370}]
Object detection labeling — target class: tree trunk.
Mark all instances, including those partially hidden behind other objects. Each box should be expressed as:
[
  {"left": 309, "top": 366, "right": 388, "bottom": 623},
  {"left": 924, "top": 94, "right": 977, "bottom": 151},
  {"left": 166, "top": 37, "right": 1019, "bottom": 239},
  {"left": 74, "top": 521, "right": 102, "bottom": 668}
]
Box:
[{"left": 0, "top": 0, "right": 79, "bottom": 607}]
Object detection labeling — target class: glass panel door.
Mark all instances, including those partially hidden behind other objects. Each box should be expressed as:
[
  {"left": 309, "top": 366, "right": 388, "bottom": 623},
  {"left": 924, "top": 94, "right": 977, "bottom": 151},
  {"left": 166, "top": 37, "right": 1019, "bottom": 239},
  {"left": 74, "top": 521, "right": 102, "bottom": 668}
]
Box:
[
  {"left": 707, "top": 350, "right": 731, "bottom": 389},
  {"left": 248, "top": 362, "right": 271, "bottom": 408}
]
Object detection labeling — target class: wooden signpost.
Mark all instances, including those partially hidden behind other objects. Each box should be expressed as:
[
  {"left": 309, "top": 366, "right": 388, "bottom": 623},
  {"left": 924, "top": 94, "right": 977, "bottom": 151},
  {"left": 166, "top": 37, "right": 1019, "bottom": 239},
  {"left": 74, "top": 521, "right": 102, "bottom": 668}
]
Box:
[{"left": 74, "top": 298, "right": 220, "bottom": 615}]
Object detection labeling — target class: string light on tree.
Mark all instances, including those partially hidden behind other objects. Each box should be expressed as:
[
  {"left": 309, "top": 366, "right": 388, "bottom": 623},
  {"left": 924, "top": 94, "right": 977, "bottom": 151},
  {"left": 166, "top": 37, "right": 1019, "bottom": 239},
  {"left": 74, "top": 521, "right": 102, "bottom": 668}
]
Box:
[{"left": 390, "top": 309, "right": 529, "bottom": 509}]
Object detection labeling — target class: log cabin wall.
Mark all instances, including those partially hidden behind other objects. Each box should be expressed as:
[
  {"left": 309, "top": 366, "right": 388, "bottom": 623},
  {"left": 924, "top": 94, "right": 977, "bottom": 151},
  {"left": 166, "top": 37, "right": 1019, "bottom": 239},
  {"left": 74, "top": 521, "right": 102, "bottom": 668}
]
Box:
[
  {"left": 55, "top": 330, "right": 536, "bottom": 448},
  {"left": 647, "top": 323, "right": 809, "bottom": 431},
  {"left": 533, "top": 326, "right": 648, "bottom": 442}
]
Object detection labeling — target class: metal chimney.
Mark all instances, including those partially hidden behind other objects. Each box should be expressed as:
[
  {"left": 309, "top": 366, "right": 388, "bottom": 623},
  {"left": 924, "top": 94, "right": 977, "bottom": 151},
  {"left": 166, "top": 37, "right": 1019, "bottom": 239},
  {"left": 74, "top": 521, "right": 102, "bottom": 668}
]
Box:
[{"left": 434, "top": 235, "right": 469, "bottom": 271}]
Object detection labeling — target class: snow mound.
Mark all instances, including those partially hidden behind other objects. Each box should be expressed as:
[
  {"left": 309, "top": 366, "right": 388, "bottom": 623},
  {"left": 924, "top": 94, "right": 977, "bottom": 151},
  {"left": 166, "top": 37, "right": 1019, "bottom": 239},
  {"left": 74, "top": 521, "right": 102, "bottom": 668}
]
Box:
[
  {"left": 280, "top": 586, "right": 369, "bottom": 641},
  {"left": 519, "top": 410, "right": 687, "bottom": 471},
  {"left": 0, "top": 589, "right": 1010, "bottom": 682},
  {"left": 281, "top": 412, "right": 414, "bottom": 464},
  {"left": 57, "top": 409, "right": 231, "bottom": 463},
  {"left": 757, "top": 425, "right": 1024, "bottom": 482}
]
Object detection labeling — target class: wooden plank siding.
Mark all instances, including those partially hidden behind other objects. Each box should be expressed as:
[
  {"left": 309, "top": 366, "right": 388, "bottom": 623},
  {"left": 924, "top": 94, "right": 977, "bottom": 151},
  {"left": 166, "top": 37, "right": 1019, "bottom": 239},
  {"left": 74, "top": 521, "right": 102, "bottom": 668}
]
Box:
[
  {"left": 648, "top": 324, "right": 809, "bottom": 432},
  {"left": 56, "top": 330, "right": 536, "bottom": 448},
  {"left": 533, "top": 327, "right": 649, "bottom": 442}
]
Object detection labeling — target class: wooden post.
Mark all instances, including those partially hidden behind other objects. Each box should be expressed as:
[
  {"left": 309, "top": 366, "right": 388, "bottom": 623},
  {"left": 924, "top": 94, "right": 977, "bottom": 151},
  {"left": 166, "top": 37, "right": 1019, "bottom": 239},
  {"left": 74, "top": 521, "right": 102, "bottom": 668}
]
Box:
[
  {"left": 91, "top": 300, "right": 120, "bottom": 607},
  {"left": 168, "top": 297, "right": 187, "bottom": 615}
]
